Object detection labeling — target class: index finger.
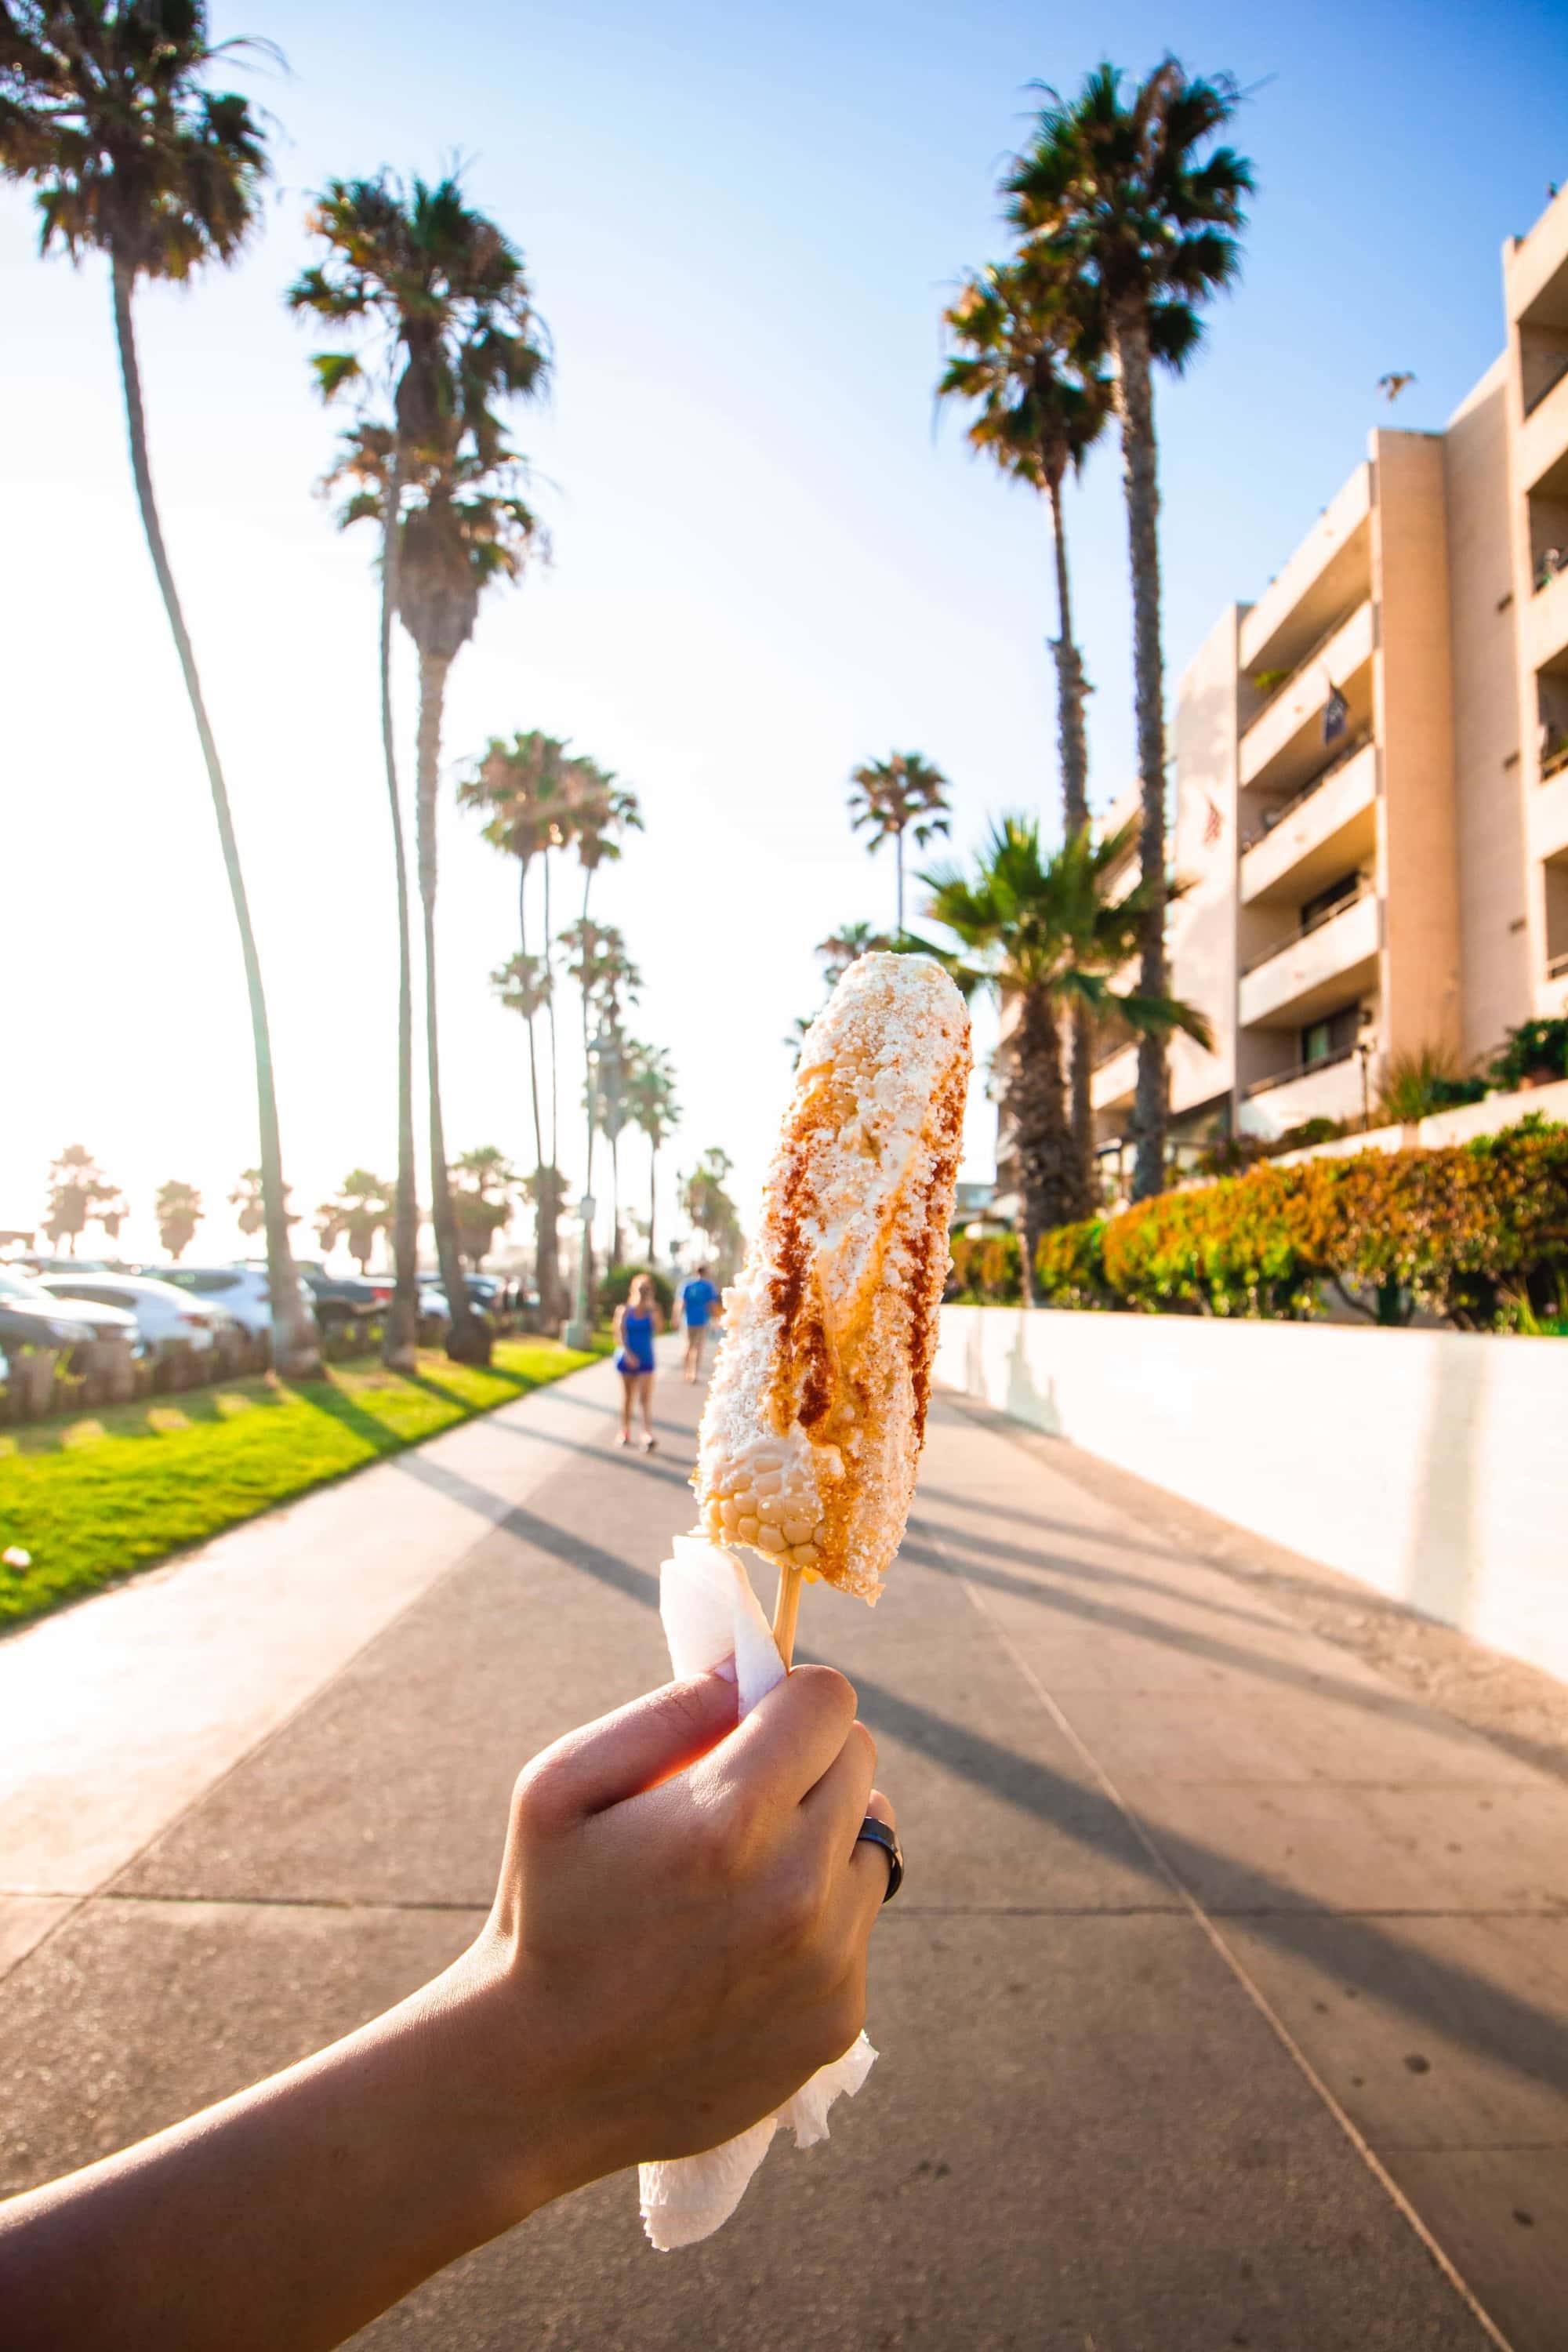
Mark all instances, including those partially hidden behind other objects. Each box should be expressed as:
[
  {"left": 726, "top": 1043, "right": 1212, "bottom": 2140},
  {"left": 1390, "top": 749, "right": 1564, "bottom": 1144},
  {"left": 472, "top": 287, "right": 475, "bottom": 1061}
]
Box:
[{"left": 709, "top": 1664, "right": 858, "bottom": 1813}]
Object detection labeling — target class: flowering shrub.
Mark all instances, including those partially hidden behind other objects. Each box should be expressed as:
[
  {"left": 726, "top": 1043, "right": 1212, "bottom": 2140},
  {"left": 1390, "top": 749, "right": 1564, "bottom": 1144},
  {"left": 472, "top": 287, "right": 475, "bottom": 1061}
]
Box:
[{"left": 953, "top": 1124, "right": 1568, "bottom": 1327}]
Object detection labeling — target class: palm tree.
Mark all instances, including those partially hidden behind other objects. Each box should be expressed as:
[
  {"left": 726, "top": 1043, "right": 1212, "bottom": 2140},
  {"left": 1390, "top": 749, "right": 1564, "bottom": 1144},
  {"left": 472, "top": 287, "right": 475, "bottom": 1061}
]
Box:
[
  {"left": 566, "top": 763, "right": 642, "bottom": 926},
  {"left": 918, "top": 815, "right": 1211, "bottom": 1292},
  {"left": 42, "top": 1144, "right": 113, "bottom": 1257},
  {"left": 460, "top": 731, "right": 575, "bottom": 1321},
  {"left": 846, "top": 753, "right": 952, "bottom": 935},
  {"left": 1006, "top": 60, "right": 1251, "bottom": 1200},
  {"left": 1, "top": 0, "right": 317, "bottom": 1373},
  {"left": 816, "top": 920, "right": 892, "bottom": 984},
  {"left": 230, "top": 1167, "right": 297, "bottom": 1244},
  {"left": 448, "top": 1145, "right": 521, "bottom": 1269},
  {"left": 560, "top": 920, "right": 642, "bottom": 1274},
  {"left": 939, "top": 254, "right": 1112, "bottom": 1181},
  {"left": 289, "top": 172, "right": 550, "bottom": 1367},
  {"left": 623, "top": 1044, "right": 680, "bottom": 1266},
  {"left": 316, "top": 1170, "right": 394, "bottom": 1275},
  {"left": 680, "top": 1148, "right": 742, "bottom": 1280},
  {"left": 155, "top": 1179, "right": 203, "bottom": 1261}
]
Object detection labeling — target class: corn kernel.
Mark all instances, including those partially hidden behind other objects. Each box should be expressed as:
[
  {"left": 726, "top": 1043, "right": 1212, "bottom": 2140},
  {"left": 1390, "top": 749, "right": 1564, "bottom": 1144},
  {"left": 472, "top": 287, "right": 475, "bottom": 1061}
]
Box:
[{"left": 737, "top": 1516, "right": 760, "bottom": 1544}]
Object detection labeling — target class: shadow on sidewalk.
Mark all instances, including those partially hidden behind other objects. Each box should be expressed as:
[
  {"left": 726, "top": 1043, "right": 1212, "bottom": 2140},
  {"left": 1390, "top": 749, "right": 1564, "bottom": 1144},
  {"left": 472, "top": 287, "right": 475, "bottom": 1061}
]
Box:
[{"left": 391, "top": 1446, "right": 1568, "bottom": 2108}]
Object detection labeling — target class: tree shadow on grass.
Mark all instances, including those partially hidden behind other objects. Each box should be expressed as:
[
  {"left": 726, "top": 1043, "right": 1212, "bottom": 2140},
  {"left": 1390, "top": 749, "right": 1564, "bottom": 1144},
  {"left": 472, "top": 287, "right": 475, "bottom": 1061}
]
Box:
[{"left": 5, "top": 1379, "right": 290, "bottom": 1460}]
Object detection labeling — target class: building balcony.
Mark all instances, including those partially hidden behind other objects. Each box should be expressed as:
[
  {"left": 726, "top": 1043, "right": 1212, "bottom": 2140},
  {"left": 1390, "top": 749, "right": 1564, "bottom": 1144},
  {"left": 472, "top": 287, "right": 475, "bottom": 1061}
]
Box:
[
  {"left": 1239, "top": 738, "right": 1377, "bottom": 906},
  {"left": 1527, "top": 557, "right": 1568, "bottom": 676},
  {"left": 1239, "top": 463, "right": 1374, "bottom": 680},
  {"left": 1531, "top": 760, "right": 1568, "bottom": 865},
  {"left": 1519, "top": 357, "right": 1568, "bottom": 498},
  {"left": 1090, "top": 1040, "right": 1138, "bottom": 1115},
  {"left": 1239, "top": 599, "right": 1377, "bottom": 797},
  {"left": 1236, "top": 1045, "right": 1367, "bottom": 1141},
  {"left": 1238, "top": 883, "right": 1380, "bottom": 1030},
  {"left": 1504, "top": 185, "right": 1568, "bottom": 334}
]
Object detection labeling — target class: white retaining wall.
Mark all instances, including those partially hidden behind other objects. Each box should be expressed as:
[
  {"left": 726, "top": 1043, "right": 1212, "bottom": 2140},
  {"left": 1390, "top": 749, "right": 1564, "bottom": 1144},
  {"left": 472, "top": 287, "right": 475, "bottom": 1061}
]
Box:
[{"left": 936, "top": 1308, "right": 1568, "bottom": 1682}]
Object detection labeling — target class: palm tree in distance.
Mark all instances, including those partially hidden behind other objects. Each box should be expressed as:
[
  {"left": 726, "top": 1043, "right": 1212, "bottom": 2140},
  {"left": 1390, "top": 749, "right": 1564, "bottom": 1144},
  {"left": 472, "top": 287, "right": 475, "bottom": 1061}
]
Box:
[
  {"left": 1, "top": 0, "right": 318, "bottom": 1372},
  {"left": 1006, "top": 60, "right": 1251, "bottom": 1200},
  {"left": 460, "top": 730, "right": 576, "bottom": 1319},
  {"left": 847, "top": 753, "right": 952, "bottom": 935},
  {"left": 560, "top": 918, "right": 641, "bottom": 1313},
  {"left": 817, "top": 920, "right": 893, "bottom": 984},
  {"left": 316, "top": 1170, "right": 394, "bottom": 1275},
  {"left": 624, "top": 1044, "right": 680, "bottom": 1266},
  {"left": 402, "top": 458, "right": 545, "bottom": 1362},
  {"left": 42, "top": 1145, "right": 115, "bottom": 1258},
  {"left": 448, "top": 1145, "right": 521, "bottom": 1269},
  {"left": 291, "top": 171, "right": 550, "bottom": 1366},
  {"left": 154, "top": 1180, "right": 203, "bottom": 1262},
  {"left": 939, "top": 251, "right": 1112, "bottom": 1187},
  {"left": 230, "top": 1167, "right": 297, "bottom": 1243},
  {"left": 918, "top": 815, "right": 1212, "bottom": 1292}
]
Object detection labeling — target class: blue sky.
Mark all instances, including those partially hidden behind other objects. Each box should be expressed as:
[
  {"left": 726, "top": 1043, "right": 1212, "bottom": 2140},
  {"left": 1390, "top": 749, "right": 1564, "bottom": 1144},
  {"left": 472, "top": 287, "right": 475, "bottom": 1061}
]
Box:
[{"left": 3, "top": 0, "right": 1565, "bottom": 1259}]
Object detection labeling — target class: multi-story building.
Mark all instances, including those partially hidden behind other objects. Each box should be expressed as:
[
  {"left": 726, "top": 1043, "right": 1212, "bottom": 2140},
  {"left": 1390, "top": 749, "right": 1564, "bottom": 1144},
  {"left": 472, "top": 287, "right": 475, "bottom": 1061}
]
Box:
[{"left": 1092, "top": 181, "right": 1568, "bottom": 1163}]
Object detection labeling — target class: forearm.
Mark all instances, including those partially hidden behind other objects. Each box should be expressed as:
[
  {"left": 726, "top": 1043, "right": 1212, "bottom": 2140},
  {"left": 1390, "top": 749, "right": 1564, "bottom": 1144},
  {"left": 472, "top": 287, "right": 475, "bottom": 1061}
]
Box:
[{"left": 0, "top": 1949, "right": 543, "bottom": 2352}]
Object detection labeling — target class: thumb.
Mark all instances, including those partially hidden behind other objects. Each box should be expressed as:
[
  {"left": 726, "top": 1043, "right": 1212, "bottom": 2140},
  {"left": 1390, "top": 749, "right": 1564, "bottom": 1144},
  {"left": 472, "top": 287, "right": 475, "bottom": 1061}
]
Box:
[{"left": 519, "top": 1673, "right": 739, "bottom": 1832}]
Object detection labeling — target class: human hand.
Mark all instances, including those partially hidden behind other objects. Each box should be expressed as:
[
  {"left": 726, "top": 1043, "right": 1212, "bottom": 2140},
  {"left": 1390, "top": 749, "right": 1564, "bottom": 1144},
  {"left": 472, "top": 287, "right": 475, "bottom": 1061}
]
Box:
[{"left": 445, "top": 1666, "right": 893, "bottom": 2219}]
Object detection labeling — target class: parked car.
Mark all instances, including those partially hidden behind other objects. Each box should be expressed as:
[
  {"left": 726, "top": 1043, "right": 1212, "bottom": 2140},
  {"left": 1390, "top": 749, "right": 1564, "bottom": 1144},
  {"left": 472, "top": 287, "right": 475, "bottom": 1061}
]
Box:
[
  {"left": 0, "top": 1266, "right": 138, "bottom": 1352},
  {"left": 145, "top": 1265, "right": 319, "bottom": 1349},
  {"left": 37, "top": 1272, "right": 221, "bottom": 1370}
]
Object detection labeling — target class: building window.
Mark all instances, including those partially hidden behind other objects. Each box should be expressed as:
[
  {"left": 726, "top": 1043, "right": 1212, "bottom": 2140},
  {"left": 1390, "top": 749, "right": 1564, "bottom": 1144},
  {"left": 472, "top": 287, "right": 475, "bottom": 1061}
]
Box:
[{"left": 1301, "top": 1006, "right": 1361, "bottom": 1066}]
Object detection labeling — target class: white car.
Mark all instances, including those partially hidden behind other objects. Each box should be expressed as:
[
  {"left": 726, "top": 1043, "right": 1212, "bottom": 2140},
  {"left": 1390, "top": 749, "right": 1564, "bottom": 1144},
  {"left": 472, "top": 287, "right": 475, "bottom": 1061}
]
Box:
[
  {"left": 38, "top": 1271, "right": 223, "bottom": 1363},
  {"left": 146, "top": 1265, "right": 317, "bottom": 1345}
]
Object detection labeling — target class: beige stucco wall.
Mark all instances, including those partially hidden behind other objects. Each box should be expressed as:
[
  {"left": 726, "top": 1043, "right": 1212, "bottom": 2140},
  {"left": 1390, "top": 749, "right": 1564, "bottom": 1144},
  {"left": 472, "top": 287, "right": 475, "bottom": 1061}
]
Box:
[
  {"left": 938, "top": 1309, "right": 1568, "bottom": 1684},
  {"left": 1168, "top": 605, "right": 1241, "bottom": 1119},
  {"left": 1442, "top": 361, "right": 1532, "bottom": 1062},
  {"left": 1370, "top": 430, "right": 1464, "bottom": 1062}
]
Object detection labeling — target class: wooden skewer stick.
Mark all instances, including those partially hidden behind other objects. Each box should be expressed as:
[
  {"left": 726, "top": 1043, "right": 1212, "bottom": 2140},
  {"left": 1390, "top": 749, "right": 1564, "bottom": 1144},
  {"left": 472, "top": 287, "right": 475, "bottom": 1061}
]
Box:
[{"left": 771, "top": 1561, "right": 804, "bottom": 1671}]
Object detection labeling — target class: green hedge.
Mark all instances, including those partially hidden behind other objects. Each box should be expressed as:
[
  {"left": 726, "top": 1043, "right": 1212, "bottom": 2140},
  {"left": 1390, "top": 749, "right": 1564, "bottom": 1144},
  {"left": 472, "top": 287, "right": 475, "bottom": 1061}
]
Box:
[{"left": 953, "top": 1123, "right": 1568, "bottom": 1328}]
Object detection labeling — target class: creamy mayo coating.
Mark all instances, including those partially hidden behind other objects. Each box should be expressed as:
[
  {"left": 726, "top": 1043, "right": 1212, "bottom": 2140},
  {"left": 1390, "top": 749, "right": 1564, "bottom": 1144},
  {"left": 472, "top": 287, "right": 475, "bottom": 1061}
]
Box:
[{"left": 694, "top": 953, "right": 970, "bottom": 1602}]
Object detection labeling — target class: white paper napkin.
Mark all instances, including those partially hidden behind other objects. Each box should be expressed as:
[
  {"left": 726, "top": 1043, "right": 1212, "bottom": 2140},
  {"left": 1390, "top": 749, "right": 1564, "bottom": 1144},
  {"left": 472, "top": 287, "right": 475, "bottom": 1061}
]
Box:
[{"left": 637, "top": 1535, "right": 877, "bottom": 2250}]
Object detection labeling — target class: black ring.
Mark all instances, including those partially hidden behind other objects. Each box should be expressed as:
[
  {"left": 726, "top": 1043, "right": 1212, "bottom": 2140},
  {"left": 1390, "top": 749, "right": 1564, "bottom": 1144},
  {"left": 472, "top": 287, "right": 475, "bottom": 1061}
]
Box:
[{"left": 855, "top": 1816, "right": 903, "bottom": 1903}]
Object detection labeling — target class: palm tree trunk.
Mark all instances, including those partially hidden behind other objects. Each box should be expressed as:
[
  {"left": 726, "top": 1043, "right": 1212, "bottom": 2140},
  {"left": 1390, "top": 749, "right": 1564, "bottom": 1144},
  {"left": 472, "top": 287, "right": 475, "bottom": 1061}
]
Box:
[
  {"left": 378, "top": 443, "right": 419, "bottom": 1370},
  {"left": 895, "top": 830, "right": 905, "bottom": 937},
  {"left": 414, "top": 648, "right": 490, "bottom": 1366},
  {"left": 1011, "top": 985, "right": 1077, "bottom": 1305},
  {"left": 110, "top": 254, "right": 318, "bottom": 1381},
  {"left": 648, "top": 1141, "right": 658, "bottom": 1266},
  {"left": 1112, "top": 307, "right": 1170, "bottom": 1203},
  {"left": 517, "top": 858, "right": 559, "bottom": 1320},
  {"left": 1048, "top": 474, "right": 1095, "bottom": 1211},
  {"left": 540, "top": 850, "right": 561, "bottom": 1327},
  {"left": 570, "top": 869, "right": 597, "bottom": 1331}
]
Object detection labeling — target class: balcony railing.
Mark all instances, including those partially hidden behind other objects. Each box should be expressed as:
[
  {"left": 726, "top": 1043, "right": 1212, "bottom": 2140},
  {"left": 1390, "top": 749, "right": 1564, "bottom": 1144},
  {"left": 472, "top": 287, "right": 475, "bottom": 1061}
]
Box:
[
  {"left": 1246, "top": 607, "right": 1360, "bottom": 720},
  {"left": 1549, "top": 949, "right": 1568, "bottom": 981},
  {"left": 1535, "top": 546, "right": 1568, "bottom": 595},
  {"left": 1240, "top": 877, "right": 1376, "bottom": 979},
  {"left": 1242, "top": 1042, "right": 1358, "bottom": 1100},
  {"left": 1524, "top": 350, "right": 1568, "bottom": 418},
  {"left": 1541, "top": 738, "right": 1568, "bottom": 784},
  {"left": 1240, "top": 731, "right": 1374, "bottom": 851}
]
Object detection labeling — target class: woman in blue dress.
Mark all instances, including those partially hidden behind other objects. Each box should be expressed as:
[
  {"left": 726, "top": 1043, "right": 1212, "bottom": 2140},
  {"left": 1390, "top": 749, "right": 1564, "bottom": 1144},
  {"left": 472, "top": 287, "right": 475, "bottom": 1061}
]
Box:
[{"left": 612, "top": 1272, "right": 662, "bottom": 1451}]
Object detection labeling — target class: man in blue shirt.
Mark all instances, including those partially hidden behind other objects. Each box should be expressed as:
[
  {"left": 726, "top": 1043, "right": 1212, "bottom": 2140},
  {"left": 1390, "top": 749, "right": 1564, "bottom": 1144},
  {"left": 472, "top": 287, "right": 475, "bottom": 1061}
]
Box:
[{"left": 677, "top": 1264, "right": 721, "bottom": 1383}]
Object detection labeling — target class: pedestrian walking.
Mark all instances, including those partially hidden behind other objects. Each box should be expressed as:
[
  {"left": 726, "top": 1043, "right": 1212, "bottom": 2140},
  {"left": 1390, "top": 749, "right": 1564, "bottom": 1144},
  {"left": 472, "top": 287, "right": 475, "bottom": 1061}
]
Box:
[
  {"left": 677, "top": 1262, "right": 721, "bottom": 1384},
  {"left": 613, "top": 1273, "right": 662, "bottom": 1450}
]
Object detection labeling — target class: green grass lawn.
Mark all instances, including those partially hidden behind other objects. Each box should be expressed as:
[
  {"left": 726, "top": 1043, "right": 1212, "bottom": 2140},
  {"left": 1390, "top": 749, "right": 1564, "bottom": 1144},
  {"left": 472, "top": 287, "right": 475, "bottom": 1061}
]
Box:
[{"left": 0, "top": 1339, "right": 604, "bottom": 1632}]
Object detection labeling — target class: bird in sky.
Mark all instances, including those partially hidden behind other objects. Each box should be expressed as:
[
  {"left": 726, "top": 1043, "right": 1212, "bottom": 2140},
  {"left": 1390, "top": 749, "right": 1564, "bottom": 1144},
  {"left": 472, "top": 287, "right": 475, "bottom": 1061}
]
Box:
[{"left": 1377, "top": 372, "right": 1417, "bottom": 402}]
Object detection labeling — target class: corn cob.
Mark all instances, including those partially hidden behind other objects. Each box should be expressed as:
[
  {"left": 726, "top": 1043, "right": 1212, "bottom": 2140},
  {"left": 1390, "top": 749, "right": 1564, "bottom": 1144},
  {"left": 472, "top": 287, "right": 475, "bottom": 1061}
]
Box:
[{"left": 695, "top": 952, "right": 970, "bottom": 1606}]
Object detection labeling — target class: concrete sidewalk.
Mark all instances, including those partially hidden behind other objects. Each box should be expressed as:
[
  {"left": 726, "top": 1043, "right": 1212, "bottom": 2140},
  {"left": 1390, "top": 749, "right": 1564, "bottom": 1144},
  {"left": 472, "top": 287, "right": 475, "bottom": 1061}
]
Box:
[{"left": 1, "top": 1345, "right": 1564, "bottom": 2347}]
